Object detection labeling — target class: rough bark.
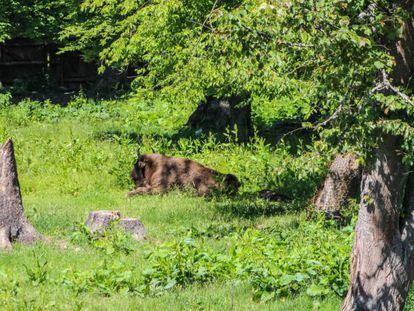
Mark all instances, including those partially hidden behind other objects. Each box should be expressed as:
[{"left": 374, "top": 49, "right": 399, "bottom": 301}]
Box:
[
  {"left": 0, "top": 139, "right": 41, "bottom": 250},
  {"left": 85, "top": 210, "right": 146, "bottom": 241},
  {"left": 342, "top": 3, "right": 414, "bottom": 309},
  {"left": 401, "top": 172, "right": 414, "bottom": 281},
  {"left": 390, "top": 11, "right": 414, "bottom": 86},
  {"left": 314, "top": 153, "right": 361, "bottom": 215},
  {"left": 187, "top": 95, "right": 253, "bottom": 143},
  {"left": 342, "top": 135, "right": 409, "bottom": 310}
]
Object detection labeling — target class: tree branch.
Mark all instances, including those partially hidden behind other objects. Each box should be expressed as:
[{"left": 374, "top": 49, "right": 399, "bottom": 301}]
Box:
[
  {"left": 371, "top": 70, "right": 414, "bottom": 107},
  {"left": 279, "top": 97, "right": 346, "bottom": 141}
]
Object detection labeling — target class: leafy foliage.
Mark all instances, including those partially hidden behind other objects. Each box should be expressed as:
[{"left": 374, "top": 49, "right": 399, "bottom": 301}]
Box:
[
  {"left": 59, "top": 218, "right": 353, "bottom": 301},
  {"left": 70, "top": 222, "right": 136, "bottom": 255},
  {"left": 142, "top": 237, "right": 234, "bottom": 294},
  {"left": 62, "top": 259, "right": 140, "bottom": 296},
  {"left": 134, "top": 220, "right": 353, "bottom": 300},
  {"left": 61, "top": 0, "right": 413, "bottom": 158},
  {"left": 0, "top": 0, "right": 76, "bottom": 41},
  {"left": 24, "top": 252, "right": 49, "bottom": 286}
]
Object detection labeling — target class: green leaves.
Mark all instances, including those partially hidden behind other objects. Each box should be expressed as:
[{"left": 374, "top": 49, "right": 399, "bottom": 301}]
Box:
[
  {"left": 141, "top": 221, "right": 352, "bottom": 300},
  {"left": 306, "top": 284, "right": 330, "bottom": 297},
  {"left": 23, "top": 252, "right": 49, "bottom": 286},
  {"left": 373, "top": 61, "right": 385, "bottom": 70},
  {"left": 0, "top": 0, "right": 76, "bottom": 40},
  {"left": 3, "top": 0, "right": 413, "bottom": 158},
  {"left": 62, "top": 259, "right": 140, "bottom": 296},
  {"left": 58, "top": 0, "right": 405, "bottom": 154},
  {"left": 63, "top": 220, "right": 350, "bottom": 301}
]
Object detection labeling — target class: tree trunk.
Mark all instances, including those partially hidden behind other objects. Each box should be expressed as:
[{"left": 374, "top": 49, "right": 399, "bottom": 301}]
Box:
[
  {"left": 0, "top": 139, "right": 41, "bottom": 250},
  {"left": 186, "top": 95, "right": 253, "bottom": 143},
  {"left": 401, "top": 172, "right": 414, "bottom": 281},
  {"left": 343, "top": 4, "right": 414, "bottom": 308},
  {"left": 314, "top": 153, "right": 361, "bottom": 217},
  {"left": 342, "top": 135, "right": 410, "bottom": 310}
]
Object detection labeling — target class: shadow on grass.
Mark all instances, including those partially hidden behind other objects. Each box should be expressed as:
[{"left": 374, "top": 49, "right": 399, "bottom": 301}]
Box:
[
  {"left": 94, "top": 129, "right": 141, "bottom": 142},
  {"left": 7, "top": 75, "right": 131, "bottom": 106},
  {"left": 94, "top": 122, "right": 316, "bottom": 159},
  {"left": 212, "top": 193, "right": 305, "bottom": 219}
]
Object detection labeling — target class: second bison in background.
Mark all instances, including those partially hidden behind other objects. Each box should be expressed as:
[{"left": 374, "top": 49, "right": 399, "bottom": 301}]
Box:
[{"left": 128, "top": 154, "right": 240, "bottom": 197}]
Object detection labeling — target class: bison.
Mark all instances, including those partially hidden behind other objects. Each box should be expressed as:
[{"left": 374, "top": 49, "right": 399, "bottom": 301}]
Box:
[{"left": 127, "top": 154, "right": 240, "bottom": 197}]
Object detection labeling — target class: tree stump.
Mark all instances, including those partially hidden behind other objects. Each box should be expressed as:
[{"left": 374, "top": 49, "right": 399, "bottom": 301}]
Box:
[
  {"left": 84, "top": 210, "right": 121, "bottom": 233},
  {"left": 119, "top": 218, "right": 146, "bottom": 241},
  {"left": 187, "top": 95, "right": 253, "bottom": 143},
  {"left": 314, "top": 153, "right": 361, "bottom": 218},
  {"left": 0, "top": 139, "right": 42, "bottom": 250},
  {"left": 84, "top": 210, "right": 146, "bottom": 241}
]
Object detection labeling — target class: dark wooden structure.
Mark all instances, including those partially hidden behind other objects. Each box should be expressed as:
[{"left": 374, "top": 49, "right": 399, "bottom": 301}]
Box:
[{"left": 0, "top": 38, "right": 97, "bottom": 86}]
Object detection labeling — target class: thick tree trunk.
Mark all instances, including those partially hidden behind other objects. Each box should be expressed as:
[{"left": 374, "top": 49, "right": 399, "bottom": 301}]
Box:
[
  {"left": 314, "top": 153, "right": 360, "bottom": 217},
  {"left": 401, "top": 172, "right": 414, "bottom": 281},
  {"left": 342, "top": 2, "right": 414, "bottom": 309},
  {"left": 342, "top": 135, "right": 410, "bottom": 310},
  {"left": 187, "top": 95, "right": 253, "bottom": 143},
  {"left": 0, "top": 139, "right": 41, "bottom": 250}
]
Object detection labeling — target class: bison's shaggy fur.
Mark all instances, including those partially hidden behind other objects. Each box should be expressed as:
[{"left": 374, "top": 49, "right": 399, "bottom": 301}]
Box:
[{"left": 128, "top": 154, "right": 240, "bottom": 197}]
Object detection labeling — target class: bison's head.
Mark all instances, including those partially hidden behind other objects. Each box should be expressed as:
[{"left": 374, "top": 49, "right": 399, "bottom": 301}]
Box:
[
  {"left": 131, "top": 159, "right": 146, "bottom": 187},
  {"left": 224, "top": 174, "right": 241, "bottom": 193}
]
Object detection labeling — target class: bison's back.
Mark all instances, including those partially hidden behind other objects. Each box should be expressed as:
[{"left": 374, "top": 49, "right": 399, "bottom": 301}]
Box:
[
  {"left": 142, "top": 154, "right": 237, "bottom": 195},
  {"left": 162, "top": 156, "right": 216, "bottom": 187}
]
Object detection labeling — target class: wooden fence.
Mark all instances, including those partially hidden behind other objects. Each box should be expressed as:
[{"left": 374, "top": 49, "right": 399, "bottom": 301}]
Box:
[{"left": 0, "top": 38, "right": 97, "bottom": 86}]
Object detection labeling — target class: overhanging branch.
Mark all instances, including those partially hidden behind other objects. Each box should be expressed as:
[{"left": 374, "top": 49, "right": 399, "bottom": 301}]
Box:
[
  {"left": 279, "top": 93, "right": 348, "bottom": 141},
  {"left": 371, "top": 69, "right": 414, "bottom": 107}
]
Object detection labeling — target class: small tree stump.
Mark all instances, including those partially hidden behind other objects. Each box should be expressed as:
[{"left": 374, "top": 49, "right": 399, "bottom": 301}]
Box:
[
  {"left": 84, "top": 210, "right": 146, "bottom": 241},
  {"left": 85, "top": 210, "right": 121, "bottom": 233},
  {"left": 119, "top": 218, "right": 146, "bottom": 241},
  {"left": 0, "top": 139, "right": 42, "bottom": 250},
  {"left": 314, "top": 153, "right": 361, "bottom": 217}
]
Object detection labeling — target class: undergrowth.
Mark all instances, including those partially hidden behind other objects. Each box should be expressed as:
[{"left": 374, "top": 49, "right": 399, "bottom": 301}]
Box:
[
  {"left": 3, "top": 219, "right": 352, "bottom": 304},
  {"left": 0, "top": 95, "right": 350, "bottom": 310},
  {"left": 0, "top": 95, "right": 330, "bottom": 198}
]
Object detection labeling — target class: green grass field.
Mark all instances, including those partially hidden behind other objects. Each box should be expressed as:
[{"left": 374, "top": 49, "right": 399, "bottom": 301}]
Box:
[{"left": 0, "top": 97, "right": 355, "bottom": 310}]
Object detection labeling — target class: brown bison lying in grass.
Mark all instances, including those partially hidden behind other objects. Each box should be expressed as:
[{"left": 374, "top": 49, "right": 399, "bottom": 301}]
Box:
[{"left": 127, "top": 154, "right": 240, "bottom": 197}]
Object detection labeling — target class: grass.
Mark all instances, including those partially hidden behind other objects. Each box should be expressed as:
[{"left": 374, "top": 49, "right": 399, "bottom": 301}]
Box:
[
  {"left": 0, "top": 96, "right": 347, "bottom": 310},
  {"left": 0, "top": 194, "right": 343, "bottom": 310}
]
